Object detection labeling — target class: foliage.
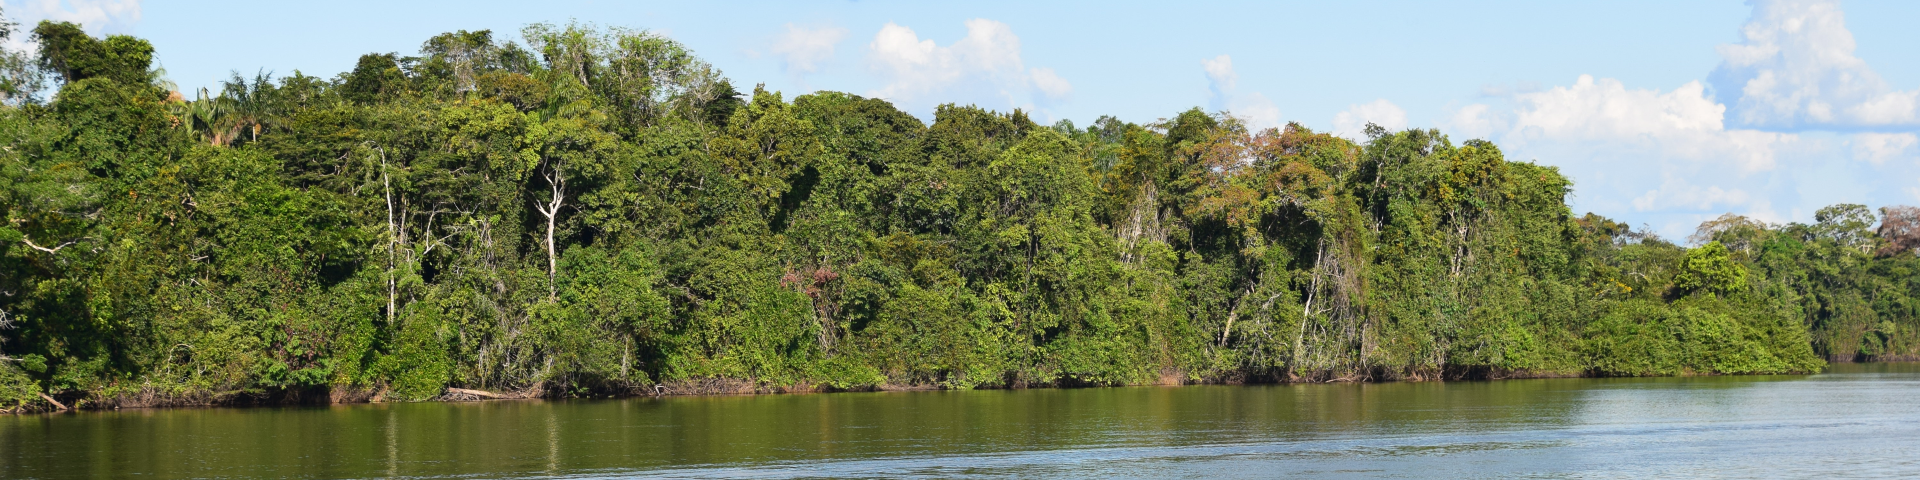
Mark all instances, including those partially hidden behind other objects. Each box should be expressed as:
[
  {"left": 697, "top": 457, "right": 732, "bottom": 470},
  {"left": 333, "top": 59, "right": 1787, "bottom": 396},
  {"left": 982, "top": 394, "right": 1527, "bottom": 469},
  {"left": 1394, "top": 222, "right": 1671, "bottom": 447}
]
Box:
[
  {"left": 1878, "top": 206, "right": 1920, "bottom": 258},
  {"left": 4, "top": 21, "right": 1914, "bottom": 408},
  {"left": 1675, "top": 242, "right": 1747, "bottom": 296},
  {"left": 31, "top": 21, "right": 154, "bottom": 87}
]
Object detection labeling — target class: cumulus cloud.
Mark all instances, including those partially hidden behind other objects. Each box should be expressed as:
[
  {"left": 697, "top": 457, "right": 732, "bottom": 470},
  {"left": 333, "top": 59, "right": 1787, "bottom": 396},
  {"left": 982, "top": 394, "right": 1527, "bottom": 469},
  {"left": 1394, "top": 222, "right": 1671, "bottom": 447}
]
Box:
[
  {"left": 1439, "top": 0, "right": 1920, "bottom": 238},
  {"left": 1030, "top": 67, "right": 1070, "bottom": 99},
  {"left": 1708, "top": 0, "right": 1920, "bottom": 128},
  {"left": 1331, "top": 99, "right": 1407, "bottom": 140},
  {"left": 1443, "top": 68, "right": 1920, "bottom": 238},
  {"left": 767, "top": 24, "right": 847, "bottom": 75},
  {"left": 1446, "top": 74, "right": 1812, "bottom": 237},
  {"left": 1202, "top": 54, "right": 1280, "bottom": 131},
  {"left": 1851, "top": 133, "right": 1918, "bottom": 165},
  {"left": 1512, "top": 77, "right": 1724, "bottom": 138},
  {"left": 866, "top": 19, "right": 1069, "bottom": 115},
  {"left": 1459, "top": 75, "right": 1797, "bottom": 176},
  {"left": 1448, "top": 104, "right": 1502, "bottom": 140},
  {"left": 5, "top": 0, "right": 142, "bottom": 35},
  {"left": 1202, "top": 55, "right": 1235, "bottom": 92}
]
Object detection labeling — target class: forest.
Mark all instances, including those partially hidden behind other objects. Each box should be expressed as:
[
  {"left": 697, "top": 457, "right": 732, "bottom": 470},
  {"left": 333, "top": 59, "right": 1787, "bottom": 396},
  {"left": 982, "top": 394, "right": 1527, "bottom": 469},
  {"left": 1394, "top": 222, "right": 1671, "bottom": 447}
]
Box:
[{"left": 3, "top": 19, "right": 1919, "bottom": 412}]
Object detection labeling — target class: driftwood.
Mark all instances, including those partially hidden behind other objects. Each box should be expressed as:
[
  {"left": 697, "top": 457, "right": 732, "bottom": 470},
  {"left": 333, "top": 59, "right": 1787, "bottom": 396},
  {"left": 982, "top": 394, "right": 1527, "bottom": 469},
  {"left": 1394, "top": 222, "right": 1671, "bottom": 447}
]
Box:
[
  {"left": 445, "top": 388, "right": 505, "bottom": 399},
  {"left": 38, "top": 392, "right": 67, "bottom": 411}
]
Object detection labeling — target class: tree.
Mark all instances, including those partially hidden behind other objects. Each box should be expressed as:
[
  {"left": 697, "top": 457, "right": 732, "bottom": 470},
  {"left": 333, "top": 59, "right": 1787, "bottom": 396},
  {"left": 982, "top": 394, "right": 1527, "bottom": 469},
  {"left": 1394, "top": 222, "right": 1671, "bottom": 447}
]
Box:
[
  {"left": 1815, "top": 203, "right": 1876, "bottom": 254},
  {"left": 339, "top": 53, "right": 407, "bottom": 104},
  {"left": 1674, "top": 241, "right": 1747, "bottom": 296},
  {"left": 419, "top": 30, "right": 500, "bottom": 95},
  {"left": 214, "top": 71, "right": 278, "bottom": 145},
  {"left": 1877, "top": 205, "right": 1920, "bottom": 257},
  {"left": 0, "top": 9, "right": 47, "bottom": 105},
  {"left": 1689, "top": 213, "right": 1771, "bottom": 254},
  {"left": 0, "top": 21, "right": 1863, "bottom": 408},
  {"left": 31, "top": 21, "right": 153, "bottom": 87}
]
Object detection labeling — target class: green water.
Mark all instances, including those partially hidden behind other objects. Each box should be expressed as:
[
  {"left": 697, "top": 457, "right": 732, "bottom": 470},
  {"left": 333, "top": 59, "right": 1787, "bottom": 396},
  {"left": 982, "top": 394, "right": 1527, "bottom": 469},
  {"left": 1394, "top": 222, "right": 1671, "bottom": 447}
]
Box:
[{"left": 6, "top": 364, "right": 1920, "bottom": 478}]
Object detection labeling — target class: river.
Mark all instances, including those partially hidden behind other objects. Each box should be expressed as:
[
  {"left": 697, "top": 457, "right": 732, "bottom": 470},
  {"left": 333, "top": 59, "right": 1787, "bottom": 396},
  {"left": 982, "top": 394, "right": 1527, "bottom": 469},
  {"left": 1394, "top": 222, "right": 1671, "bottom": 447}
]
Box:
[{"left": 5, "top": 363, "right": 1919, "bottom": 478}]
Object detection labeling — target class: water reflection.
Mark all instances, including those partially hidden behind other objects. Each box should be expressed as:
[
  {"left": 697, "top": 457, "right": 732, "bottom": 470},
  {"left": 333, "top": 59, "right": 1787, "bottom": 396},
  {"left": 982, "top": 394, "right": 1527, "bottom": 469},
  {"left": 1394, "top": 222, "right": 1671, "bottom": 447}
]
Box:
[{"left": 4, "top": 364, "right": 1918, "bottom": 478}]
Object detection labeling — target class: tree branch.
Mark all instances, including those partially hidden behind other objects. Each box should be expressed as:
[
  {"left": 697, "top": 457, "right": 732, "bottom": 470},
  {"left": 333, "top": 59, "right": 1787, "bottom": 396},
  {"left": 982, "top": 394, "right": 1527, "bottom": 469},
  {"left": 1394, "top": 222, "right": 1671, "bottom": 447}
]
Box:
[{"left": 19, "top": 235, "right": 80, "bottom": 254}]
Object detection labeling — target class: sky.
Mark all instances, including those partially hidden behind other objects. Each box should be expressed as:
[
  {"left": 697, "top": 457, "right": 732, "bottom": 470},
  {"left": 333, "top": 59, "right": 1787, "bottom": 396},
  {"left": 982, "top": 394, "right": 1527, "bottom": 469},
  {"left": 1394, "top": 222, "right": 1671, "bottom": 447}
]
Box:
[{"left": 6, "top": 0, "right": 1920, "bottom": 239}]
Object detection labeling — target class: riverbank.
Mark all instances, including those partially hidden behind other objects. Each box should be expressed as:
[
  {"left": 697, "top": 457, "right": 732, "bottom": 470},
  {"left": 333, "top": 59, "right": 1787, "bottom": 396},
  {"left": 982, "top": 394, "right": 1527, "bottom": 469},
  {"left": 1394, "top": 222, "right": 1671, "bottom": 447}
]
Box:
[
  {"left": 8, "top": 362, "right": 1843, "bottom": 414},
  {"left": 1829, "top": 354, "right": 1920, "bottom": 363}
]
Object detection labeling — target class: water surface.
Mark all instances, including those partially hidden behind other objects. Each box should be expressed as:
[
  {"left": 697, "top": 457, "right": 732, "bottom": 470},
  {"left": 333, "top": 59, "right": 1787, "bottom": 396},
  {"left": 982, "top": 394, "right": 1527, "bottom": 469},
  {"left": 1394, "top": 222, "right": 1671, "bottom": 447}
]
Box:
[{"left": 6, "top": 364, "right": 1919, "bottom": 478}]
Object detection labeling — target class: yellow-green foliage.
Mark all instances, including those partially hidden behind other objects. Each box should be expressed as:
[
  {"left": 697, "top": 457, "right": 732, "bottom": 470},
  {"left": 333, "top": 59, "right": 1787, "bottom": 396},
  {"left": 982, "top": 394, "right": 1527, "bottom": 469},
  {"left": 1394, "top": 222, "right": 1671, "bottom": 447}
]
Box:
[
  {"left": 1676, "top": 242, "right": 1748, "bottom": 296},
  {"left": 0, "top": 361, "right": 39, "bottom": 411}
]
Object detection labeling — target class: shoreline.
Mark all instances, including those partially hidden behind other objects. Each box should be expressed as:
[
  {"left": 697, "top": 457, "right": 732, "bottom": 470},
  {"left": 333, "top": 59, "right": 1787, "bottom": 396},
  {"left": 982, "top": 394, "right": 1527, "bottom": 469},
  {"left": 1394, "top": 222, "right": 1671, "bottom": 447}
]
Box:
[{"left": 14, "top": 361, "right": 1886, "bottom": 415}]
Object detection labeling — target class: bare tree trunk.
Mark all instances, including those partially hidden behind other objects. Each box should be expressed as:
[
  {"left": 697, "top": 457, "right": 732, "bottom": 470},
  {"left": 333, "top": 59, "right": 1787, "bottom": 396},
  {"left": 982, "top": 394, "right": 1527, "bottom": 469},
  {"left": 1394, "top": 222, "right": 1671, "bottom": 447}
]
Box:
[
  {"left": 533, "top": 163, "right": 566, "bottom": 300},
  {"left": 1118, "top": 181, "right": 1162, "bottom": 264},
  {"left": 1023, "top": 237, "right": 1035, "bottom": 359},
  {"left": 447, "top": 387, "right": 505, "bottom": 399},
  {"left": 37, "top": 392, "right": 67, "bottom": 411},
  {"left": 545, "top": 209, "right": 557, "bottom": 295},
  {"left": 1220, "top": 285, "right": 1254, "bottom": 346},
  {"left": 379, "top": 148, "right": 397, "bottom": 325},
  {"left": 1220, "top": 300, "right": 1238, "bottom": 347},
  {"left": 1292, "top": 241, "right": 1327, "bottom": 372}
]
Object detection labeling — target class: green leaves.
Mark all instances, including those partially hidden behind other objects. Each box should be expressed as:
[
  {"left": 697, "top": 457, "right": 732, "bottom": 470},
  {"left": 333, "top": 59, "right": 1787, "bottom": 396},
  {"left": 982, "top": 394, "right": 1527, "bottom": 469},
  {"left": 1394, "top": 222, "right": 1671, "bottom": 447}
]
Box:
[
  {"left": 1675, "top": 241, "right": 1748, "bottom": 297},
  {"left": 0, "top": 22, "right": 1890, "bottom": 409},
  {"left": 31, "top": 21, "right": 154, "bottom": 87}
]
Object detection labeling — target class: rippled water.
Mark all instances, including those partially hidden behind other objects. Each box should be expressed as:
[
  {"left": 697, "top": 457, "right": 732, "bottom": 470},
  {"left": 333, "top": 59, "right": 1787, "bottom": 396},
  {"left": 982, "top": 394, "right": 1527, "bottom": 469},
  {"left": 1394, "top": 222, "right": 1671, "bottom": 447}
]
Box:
[{"left": 6, "top": 363, "right": 1920, "bottom": 478}]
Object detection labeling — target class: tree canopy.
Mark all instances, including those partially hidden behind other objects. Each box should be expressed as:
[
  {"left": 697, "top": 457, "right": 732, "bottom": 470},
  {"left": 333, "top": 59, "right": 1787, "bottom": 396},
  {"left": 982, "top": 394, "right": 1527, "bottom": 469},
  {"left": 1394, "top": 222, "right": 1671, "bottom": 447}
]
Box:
[{"left": 2, "top": 20, "right": 1915, "bottom": 412}]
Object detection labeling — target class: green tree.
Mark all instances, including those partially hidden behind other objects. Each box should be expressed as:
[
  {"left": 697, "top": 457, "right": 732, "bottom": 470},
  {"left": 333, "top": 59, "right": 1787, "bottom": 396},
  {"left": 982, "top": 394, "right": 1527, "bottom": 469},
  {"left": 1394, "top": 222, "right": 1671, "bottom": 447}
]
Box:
[
  {"left": 31, "top": 21, "right": 153, "bottom": 87},
  {"left": 1675, "top": 241, "right": 1747, "bottom": 297}
]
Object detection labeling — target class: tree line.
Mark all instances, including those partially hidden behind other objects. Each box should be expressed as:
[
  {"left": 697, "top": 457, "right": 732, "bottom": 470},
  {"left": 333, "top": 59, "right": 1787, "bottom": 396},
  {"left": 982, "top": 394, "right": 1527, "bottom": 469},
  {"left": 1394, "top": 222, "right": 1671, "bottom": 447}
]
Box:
[{"left": 2, "top": 19, "right": 1917, "bottom": 411}]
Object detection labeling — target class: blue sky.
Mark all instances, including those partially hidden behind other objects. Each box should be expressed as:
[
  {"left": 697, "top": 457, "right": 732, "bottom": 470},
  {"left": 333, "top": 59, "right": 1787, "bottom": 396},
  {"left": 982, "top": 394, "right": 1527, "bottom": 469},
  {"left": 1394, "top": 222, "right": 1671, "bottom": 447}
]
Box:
[{"left": 8, "top": 0, "right": 1920, "bottom": 239}]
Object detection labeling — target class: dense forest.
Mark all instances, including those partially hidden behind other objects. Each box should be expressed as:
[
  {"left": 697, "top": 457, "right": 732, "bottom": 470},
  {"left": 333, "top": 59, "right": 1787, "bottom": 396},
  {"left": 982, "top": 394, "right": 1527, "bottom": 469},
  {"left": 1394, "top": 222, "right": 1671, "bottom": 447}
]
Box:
[{"left": 3, "top": 19, "right": 1918, "bottom": 412}]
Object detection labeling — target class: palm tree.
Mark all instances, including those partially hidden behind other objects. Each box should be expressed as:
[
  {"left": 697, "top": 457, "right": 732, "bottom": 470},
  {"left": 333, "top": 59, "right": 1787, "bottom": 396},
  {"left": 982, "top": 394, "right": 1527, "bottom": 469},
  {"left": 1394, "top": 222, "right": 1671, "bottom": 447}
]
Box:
[
  {"left": 165, "top": 87, "right": 226, "bottom": 145},
  {"left": 215, "top": 71, "right": 278, "bottom": 145}
]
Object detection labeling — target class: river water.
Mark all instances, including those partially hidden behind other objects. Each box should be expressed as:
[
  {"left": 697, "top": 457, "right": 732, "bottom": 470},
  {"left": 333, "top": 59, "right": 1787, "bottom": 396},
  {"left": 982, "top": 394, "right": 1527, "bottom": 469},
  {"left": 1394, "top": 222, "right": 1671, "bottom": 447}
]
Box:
[{"left": 5, "top": 363, "right": 1919, "bottom": 479}]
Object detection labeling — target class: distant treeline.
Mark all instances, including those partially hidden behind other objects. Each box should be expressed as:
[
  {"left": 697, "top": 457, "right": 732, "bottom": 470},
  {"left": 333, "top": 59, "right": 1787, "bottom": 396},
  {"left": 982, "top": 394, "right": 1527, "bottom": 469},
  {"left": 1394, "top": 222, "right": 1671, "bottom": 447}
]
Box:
[{"left": 3, "top": 20, "right": 1918, "bottom": 412}]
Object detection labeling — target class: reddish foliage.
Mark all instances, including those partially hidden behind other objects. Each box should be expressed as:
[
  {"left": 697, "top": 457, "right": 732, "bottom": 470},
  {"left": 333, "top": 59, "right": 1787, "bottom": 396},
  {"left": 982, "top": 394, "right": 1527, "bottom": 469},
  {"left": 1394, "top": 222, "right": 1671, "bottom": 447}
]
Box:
[{"left": 1878, "top": 205, "right": 1920, "bottom": 257}]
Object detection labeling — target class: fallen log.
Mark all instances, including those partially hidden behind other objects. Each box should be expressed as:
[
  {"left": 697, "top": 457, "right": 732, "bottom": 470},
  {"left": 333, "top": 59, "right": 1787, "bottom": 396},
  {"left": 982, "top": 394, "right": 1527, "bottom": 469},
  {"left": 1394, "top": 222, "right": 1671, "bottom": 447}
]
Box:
[
  {"left": 37, "top": 392, "right": 67, "bottom": 411},
  {"left": 446, "top": 388, "right": 505, "bottom": 399}
]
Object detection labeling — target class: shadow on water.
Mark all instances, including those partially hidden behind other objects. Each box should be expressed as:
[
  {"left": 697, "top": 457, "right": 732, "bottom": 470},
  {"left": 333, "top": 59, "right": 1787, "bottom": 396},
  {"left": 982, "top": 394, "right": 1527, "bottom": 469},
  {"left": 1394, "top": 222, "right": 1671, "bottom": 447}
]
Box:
[{"left": 5, "top": 364, "right": 1920, "bottom": 478}]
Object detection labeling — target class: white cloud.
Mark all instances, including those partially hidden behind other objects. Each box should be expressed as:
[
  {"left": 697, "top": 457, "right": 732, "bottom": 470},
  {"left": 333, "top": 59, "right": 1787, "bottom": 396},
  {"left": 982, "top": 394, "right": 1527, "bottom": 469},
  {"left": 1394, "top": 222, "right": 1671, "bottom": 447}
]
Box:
[
  {"left": 1851, "top": 132, "right": 1918, "bottom": 165},
  {"left": 1632, "top": 178, "right": 1753, "bottom": 212},
  {"left": 866, "top": 19, "right": 1069, "bottom": 115},
  {"left": 1512, "top": 76, "right": 1724, "bottom": 139},
  {"left": 1442, "top": 0, "right": 1920, "bottom": 238},
  {"left": 6, "top": 0, "right": 142, "bottom": 35},
  {"left": 1201, "top": 54, "right": 1235, "bottom": 92},
  {"left": 1709, "top": 0, "right": 1920, "bottom": 128},
  {"left": 1202, "top": 54, "right": 1280, "bottom": 132},
  {"left": 1331, "top": 99, "right": 1407, "bottom": 140},
  {"left": 1449, "top": 103, "right": 1500, "bottom": 139},
  {"left": 1490, "top": 75, "right": 1796, "bottom": 173},
  {"left": 1030, "top": 67, "right": 1071, "bottom": 99},
  {"left": 768, "top": 24, "right": 846, "bottom": 75},
  {"left": 1442, "top": 74, "right": 1817, "bottom": 238}
]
